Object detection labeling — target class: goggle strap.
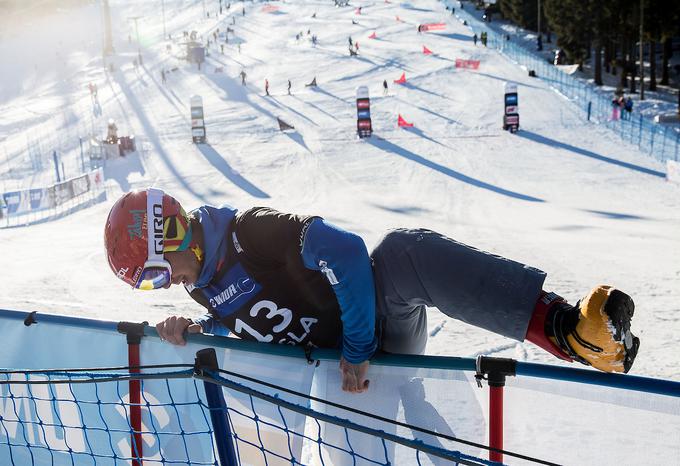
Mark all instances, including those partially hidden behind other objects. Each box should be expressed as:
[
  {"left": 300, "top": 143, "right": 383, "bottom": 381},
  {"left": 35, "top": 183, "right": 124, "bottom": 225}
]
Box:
[{"left": 146, "top": 187, "right": 165, "bottom": 262}]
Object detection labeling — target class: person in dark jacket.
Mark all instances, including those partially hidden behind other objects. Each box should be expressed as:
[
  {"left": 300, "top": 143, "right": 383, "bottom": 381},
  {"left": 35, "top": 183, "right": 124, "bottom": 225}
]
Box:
[{"left": 104, "top": 189, "right": 640, "bottom": 393}]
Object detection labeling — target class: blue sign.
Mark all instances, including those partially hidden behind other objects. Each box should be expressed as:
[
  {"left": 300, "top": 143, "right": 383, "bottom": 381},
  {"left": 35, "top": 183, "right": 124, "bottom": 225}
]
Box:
[{"left": 3, "top": 191, "right": 22, "bottom": 215}]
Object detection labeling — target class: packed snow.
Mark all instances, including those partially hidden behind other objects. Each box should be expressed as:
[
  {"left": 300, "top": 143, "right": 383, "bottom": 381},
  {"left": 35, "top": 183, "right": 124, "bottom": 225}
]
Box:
[{"left": 1, "top": 0, "right": 679, "bottom": 383}]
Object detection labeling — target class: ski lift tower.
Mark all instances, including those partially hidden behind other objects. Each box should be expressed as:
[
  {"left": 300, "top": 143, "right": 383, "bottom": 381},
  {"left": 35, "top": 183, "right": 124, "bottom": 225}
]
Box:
[
  {"left": 128, "top": 15, "right": 143, "bottom": 64},
  {"left": 101, "top": 0, "right": 114, "bottom": 56}
]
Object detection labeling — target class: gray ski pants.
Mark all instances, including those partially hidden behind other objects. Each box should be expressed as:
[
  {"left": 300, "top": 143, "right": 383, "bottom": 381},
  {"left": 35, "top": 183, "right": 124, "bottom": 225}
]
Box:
[{"left": 370, "top": 229, "right": 546, "bottom": 355}]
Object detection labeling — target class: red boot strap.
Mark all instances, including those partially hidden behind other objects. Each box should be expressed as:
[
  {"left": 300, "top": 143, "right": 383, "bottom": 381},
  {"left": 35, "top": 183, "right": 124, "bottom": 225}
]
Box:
[{"left": 526, "top": 292, "right": 573, "bottom": 362}]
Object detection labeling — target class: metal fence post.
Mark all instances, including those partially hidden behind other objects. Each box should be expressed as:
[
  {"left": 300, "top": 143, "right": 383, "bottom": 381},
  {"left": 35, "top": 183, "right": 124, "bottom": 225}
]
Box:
[
  {"left": 475, "top": 356, "right": 517, "bottom": 464},
  {"left": 195, "top": 348, "right": 238, "bottom": 466}
]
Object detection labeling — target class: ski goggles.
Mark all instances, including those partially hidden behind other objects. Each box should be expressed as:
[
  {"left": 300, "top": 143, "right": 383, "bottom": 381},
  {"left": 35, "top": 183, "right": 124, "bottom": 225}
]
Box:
[{"left": 134, "top": 188, "right": 173, "bottom": 290}]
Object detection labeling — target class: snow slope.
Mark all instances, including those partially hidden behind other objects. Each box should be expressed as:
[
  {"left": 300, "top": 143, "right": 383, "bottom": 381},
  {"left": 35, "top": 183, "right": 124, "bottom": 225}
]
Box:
[{"left": 1, "top": 0, "right": 679, "bottom": 381}]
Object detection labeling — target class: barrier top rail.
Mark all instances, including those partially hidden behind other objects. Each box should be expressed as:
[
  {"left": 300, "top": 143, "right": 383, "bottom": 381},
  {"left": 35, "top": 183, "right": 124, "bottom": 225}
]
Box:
[{"left": 2, "top": 308, "right": 679, "bottom": 398}]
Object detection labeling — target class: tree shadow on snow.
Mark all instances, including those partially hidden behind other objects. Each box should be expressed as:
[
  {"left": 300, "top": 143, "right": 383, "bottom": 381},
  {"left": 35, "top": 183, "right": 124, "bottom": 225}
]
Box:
[
  {"left": 583, "top": 209, "right": 650, "bottom": 221},
  {"left": 109, "top": 69, "right": 211, "bottom": 204},
  {"left": 394, "top": 96, "right": 459, "bottom": 126},
  {"left": 435, "top": 32, "right": 474, "bottom": 42},
  {"left": 284, "top": 131, "right": 312, "bottom": 153},
  {"left": 268, "top": 96, "right": 319, "bottom": 127},
  {"left": 473, "top": 71, "right": 542, "bottom": 90},
  {"left": 401, "top": 82, "right": 455, "bottom": 101},
  {"left": 368, "top": 137, "right": 544, "bottom": 202},
  {"left": 196, "top": 143, "right": 270, "bottom": 198},
  {"left": 103, "top": 152, "right": 146, "bottom": 192},
  {"left": 400, "top": 125, "right": 449, "bottom": 148},
  {"left": 516, "top": 130, "right": 665, "bottom": 178}
]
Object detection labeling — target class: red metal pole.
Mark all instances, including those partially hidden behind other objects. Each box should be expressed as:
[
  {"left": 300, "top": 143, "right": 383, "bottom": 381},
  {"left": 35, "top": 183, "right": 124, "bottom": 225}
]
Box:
[
  {"left": 128, "top": 342, "right": 143, "bottom": 466},
  {"left": 489, "top": 385, "right": 504, "bottom": 463}
]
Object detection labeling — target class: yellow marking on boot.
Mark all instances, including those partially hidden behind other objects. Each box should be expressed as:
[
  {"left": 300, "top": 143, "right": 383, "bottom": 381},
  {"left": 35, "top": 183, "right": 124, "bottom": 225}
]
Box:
[{"left": 566, "top": 285, "right": 626, "bottom": 373}]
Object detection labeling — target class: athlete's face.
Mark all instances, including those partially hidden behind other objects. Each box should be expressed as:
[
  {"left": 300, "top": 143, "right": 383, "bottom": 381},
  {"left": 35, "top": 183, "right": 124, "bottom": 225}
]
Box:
[{"left": 165, "top": 249, "right": 201, "bottom": 286}]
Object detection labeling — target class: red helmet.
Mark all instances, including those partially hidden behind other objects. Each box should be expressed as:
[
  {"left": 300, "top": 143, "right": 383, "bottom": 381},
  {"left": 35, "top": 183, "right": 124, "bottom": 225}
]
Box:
[{"left": 104, "top": 188, "right": 191, "bottom": 288}]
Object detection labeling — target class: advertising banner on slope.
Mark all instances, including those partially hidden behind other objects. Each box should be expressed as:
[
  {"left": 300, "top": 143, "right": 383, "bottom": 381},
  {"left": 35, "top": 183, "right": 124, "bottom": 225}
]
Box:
[
  {"left": 455, "top": 59, "right": 480, "bottom": 70},
  {"left": 419, "top": 23, "right": 446, "bottom": 32},
  {"left": 70, "top": 173, "right": 91, "bottom": 197},
  {"left": 0, "top": 312, "right": 314, "bottom": 466},
  {"left": 503, "top": 82, "right": 519, "bottom": 132},
  {"left": 356, "top": 86, "right": 372, "bottom": 138},
  {"left": 53, "top": 180, "right": 74, "bottom": 204},
  {"left": 28, "top": 188, "right": 56, "bottom": 211},
  {"left": 2, "top": 191, "right": 28, "bottom": 215},
  {"left": 88, "top": 167, "right": 105, "bottom": 191}
]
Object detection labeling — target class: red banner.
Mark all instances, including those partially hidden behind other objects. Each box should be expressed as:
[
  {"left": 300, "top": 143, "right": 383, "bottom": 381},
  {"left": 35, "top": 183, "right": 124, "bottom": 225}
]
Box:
[
  {"left": 420, "top": 23, "right": 446, "bottom": 32},
  {"left": 455, "top": 59, "right": 480, "bottom": 70},
  {"left": 393, "top": 72, "right": 406, "bottom": 84}
]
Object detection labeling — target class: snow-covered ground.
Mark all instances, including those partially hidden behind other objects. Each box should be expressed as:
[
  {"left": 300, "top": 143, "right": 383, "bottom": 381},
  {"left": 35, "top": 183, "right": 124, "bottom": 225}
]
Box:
[{"left": 1, "top": 0, "right": 679, "bottom": 382}]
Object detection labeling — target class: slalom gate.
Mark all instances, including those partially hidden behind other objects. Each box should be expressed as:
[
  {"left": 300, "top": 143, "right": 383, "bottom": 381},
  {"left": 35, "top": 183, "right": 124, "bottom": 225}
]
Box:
[{"left": 0, "top": 310, "right": 678, "bottom": 465}]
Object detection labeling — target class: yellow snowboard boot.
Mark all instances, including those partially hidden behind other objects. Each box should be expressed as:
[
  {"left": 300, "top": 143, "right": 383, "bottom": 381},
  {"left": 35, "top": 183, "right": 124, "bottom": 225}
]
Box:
[{"left": 527, "top": 286, "right": 639, "bottom": 373}]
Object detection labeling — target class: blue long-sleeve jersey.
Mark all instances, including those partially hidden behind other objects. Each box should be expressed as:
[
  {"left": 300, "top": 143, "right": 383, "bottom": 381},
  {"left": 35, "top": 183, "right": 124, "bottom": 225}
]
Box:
[{"left": 186, "top": 206, "right": 378, "bottom": 363}]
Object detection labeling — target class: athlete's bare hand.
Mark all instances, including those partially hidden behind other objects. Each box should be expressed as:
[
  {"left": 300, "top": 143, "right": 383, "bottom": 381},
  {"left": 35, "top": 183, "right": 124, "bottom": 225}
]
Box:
[
  {"left": 340, "top": 357, "right": 370, "bottom": 393},
  {"left": 155, "top": 316, "right": 202, "bottom": 345}
]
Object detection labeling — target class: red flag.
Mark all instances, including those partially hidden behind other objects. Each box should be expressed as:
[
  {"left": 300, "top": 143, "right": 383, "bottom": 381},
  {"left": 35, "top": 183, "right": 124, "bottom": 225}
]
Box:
[
  {"left": 368, "top": 31, "right": 377, "bottom": 39},
  {"left": 393, "top": 72, "right": 406, "bottom": 84},
  {"left": 398, "top": 114, "right": 414, "bottom": 127},
  {"left": 422, "top": 46, "right": 433, "bottom": 55}
]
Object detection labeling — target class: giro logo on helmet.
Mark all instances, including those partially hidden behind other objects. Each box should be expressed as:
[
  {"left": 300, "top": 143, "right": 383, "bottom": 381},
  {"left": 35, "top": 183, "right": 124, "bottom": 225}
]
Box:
[{"left": 152, "top": 203, "right": 164, "bottom": 255}]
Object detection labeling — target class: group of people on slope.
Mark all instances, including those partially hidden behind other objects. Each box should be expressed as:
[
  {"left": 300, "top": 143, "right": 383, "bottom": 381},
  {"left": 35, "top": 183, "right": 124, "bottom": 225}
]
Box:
[{"left": 611, "top": 94, "right": 634, "bottom": 121}]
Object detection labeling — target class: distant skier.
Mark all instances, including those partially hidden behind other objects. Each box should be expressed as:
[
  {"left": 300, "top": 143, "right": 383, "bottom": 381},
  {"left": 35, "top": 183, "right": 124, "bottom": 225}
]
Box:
[
  {"left": 104, "top": 189, "right": 641, "bottom": 394},
  {"left": 265, "top": 79, "right": 270, "bottom": 96},
  {"left": 240, "top": 69, "right": 247, "bottom": 85},
  {"left": 287, "top": 79, "right": 292, "bottom": 95},
  {"left": 473, "top": 33, "right": 478, "bottom": 46},
  {"left": 349, "top": 36, "right": 353, "bottom": 47},
  {"left": 242, "top": 7, "right": 245, "bottom": 16},
  {"left": 623, "top": 97, "right": 633, "bottom": 119},
  {"left": 161, "top": 69, "right": 167, "bottom": 84},
  {"left": 382, "top": 79, "right": 388, "bottom": 95}
]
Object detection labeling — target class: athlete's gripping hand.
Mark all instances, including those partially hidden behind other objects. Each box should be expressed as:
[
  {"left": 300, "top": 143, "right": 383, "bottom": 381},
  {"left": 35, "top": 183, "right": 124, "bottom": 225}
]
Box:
[
  {"left": 340, "top": 357, "right": 370, "bottom": 393},
  {"left": 156, "top": 316, "right": 202, "bottom": 345}
]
